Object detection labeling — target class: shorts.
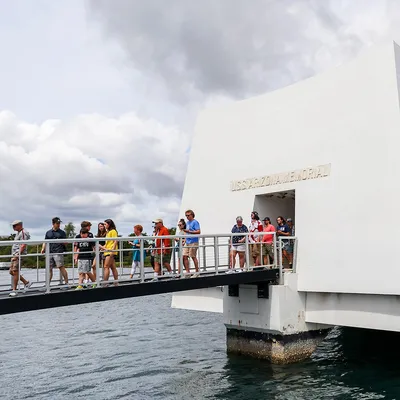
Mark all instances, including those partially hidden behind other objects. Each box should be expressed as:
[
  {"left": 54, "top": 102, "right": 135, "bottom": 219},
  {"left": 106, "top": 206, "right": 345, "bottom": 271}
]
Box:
[
  {"left": 183, "top": 243, "right": 198, "bottom": 257},
  {"left": 231, "top": 245, "right": 246, "bottom": 252},
  {"left": 286, "top": 243, "right": 294, "bottom": 253},
  {"left": 262, "top": 243, "right": 274, "bottom": 257},
  {"left": 154, "top": 251, "right": 171, "bottom": 264},
  {"left": 50, "top": 254, "right": 64, "bottom": 269},
  {"left": 250, "top": 243, "right": 260, "bottom": 258},
  {"left": 10, "top": 257, "right": 24, "bottom": 273},
  {"left": 78, "top": 259, "right": 92, "bottom": 273}
]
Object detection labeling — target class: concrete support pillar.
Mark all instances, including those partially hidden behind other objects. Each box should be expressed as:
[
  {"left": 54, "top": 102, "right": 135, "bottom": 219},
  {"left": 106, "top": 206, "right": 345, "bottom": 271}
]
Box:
[{"left": 223, "top": 273, "right": 330, "bottom": 364}]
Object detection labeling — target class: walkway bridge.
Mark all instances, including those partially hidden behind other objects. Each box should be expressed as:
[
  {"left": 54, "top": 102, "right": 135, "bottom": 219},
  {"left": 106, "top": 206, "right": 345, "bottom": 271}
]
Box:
[{"left": 0, "top": 232, "right": 292, "bottom": 315}]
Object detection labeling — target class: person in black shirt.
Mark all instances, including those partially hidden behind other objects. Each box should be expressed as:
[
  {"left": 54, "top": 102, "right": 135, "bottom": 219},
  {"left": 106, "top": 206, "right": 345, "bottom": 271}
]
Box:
[
  {"left": 41, "top": 217, "right": 69, "bottom": 285},
  {"left": 74, "top": 228, "right": 96, "bottom": 290}
]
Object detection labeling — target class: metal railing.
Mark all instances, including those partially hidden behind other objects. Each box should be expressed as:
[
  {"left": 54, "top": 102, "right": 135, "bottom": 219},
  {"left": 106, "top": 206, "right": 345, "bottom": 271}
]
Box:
[{"left": 0, "top": 232, "right": 298, "bottom": 295}]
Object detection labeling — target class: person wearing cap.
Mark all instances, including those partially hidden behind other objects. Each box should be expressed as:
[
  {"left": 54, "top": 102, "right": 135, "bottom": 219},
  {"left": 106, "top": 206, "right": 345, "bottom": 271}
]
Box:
[
  {"left": 41, "top": 217, "right": 69, "bottom": 286},
  {"left": 183, "top": 209, "right": 201, "bottom": 277},
  {"left": 249, "top": 211, "right": 263, "bottom": 266},
  {"left": 152, "top": 218, "right": 172, "bottom": 280},
  {"left": 9, "top": 220, "right": 32, "bottom": 297},
  {"left": 261, "top": 217, "right": 276, "bottom": 266},
  {"left": 286, "top": 218, "right": 295, "bottom": 266},
  {"left": 228, "top": 216, "right": 249, "bottom": 273}
]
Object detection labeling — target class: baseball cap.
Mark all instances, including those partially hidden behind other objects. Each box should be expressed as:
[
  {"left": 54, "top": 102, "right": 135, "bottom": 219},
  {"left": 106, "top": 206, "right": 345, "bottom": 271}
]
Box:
[
  {"left": 11, "top": 220, "right": 22, "bottom": 226},
  {"left": 236, "top": 216, "right": 243, "bottom": 221},
  {"left": 262, "top": 217, "right": 271, "bottom": 222},
  {"left": 81, "top": 220, "right": 92, "bottom": 228},
  {"left": 152, "top": 218, "right": 163, "bottom": 224},
  {"left": 52, "top": 217, "right": 62, "bottom": 224},
  {"left": 287, "top": 218, "right": 292, "bottom": 222}
]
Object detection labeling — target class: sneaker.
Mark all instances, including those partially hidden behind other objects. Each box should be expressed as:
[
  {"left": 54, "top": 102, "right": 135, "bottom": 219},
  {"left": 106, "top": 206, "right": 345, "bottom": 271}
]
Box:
[
  {"left": 83, "top": 279, "right": 89, "bottom": 284},
  {"left": 150, "top": 277, "right": 159, "bottom": 282},
  {"left": 91, "top": 284, "right": 97, "bottom": 289},
  {"left": 9, "top": 291, "right": 18, "bottom": 297},
  {"left": 24, "top": 281, "right": 33, "bottom": 292},
  {"left": 237, "top": 269, "right": 244, "bottom": 273},
  {"left": 191, "top": 272, "right": 200, "bottom": 278},
  {"left": 75, "top": 285, "right": 84, "bottom": 290},
  {"left": 183, "top": 271, "right": 191, "bottom": 278},
  {"left": 225, "top": 269, "right": 235, "bottom": 274}
]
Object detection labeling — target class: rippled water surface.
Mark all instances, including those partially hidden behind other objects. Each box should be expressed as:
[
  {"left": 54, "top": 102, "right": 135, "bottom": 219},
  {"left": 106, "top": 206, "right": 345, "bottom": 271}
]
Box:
[{"left": 2, "top": 273, "right": 400, "bottom": 399}]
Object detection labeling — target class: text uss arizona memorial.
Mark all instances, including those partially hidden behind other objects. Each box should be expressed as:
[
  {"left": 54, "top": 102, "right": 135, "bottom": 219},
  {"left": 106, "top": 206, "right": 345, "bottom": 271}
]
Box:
[{"left": 230, "top": 164, "right": 331, "bottom": 192}]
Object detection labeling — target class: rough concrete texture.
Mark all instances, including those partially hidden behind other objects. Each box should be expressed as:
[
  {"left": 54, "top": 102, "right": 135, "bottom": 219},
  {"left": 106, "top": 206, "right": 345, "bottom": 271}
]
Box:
[{"left": 227, "top": 328, "right": 330, "bottom": 364}]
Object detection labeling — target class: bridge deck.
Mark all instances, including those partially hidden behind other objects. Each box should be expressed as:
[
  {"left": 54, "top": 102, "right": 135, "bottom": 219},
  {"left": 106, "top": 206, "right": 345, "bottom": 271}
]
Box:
[{"left": 0, "top": 269, "right": 278, "bottom": 315}]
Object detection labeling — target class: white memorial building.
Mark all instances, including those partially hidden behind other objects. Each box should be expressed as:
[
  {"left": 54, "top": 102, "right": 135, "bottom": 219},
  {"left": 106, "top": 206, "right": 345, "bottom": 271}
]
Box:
[{"left": 173, "top": 40, "right": 400, "bottom": 362}]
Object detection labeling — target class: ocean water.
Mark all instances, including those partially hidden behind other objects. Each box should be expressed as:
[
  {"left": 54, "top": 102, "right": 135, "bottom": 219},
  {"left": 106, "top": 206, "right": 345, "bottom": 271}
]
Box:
[{"left": 1, "top": 273, "right": 400, "bottom": 399}]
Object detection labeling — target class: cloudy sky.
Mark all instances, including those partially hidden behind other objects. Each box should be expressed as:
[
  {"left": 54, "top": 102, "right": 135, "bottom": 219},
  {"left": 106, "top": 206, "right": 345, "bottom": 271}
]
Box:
[{"left": 0, "top": 0, "right": 399, "bottom": 237}]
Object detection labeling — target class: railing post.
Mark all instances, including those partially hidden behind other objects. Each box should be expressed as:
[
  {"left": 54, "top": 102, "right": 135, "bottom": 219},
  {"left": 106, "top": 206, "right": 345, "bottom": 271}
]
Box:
[
  {"left": 214, "top": 236, "right": 219, "bottom": 275},
  {"left": 160, "top": 238, "right": 163, "bottom": 276},
  {"left": 119, "top": 240, "right": 123, "bottom": 277},
  {"left": 179, "top": 237, "right": 184, "bottom": 278},
  {"left": 273, "top": 233, "right": 278, "bottom": 270},
  {"left": 245, "top": 235, "right": 250, "bottom": 271},
  {"left": 71, "top": 245, "right": 75, "bottom": 286},
  {"left": 293, "top": 237, "right": 298, "bottom": 273},
  {"left": 278, "top": 237, "right": 283, "bottom": 285},
  {"left": 202, "top": 237, "right": 207, "bottom": 272},
  {"left": 95, "top": 241, "right": 100, "bottom": 287},
  {"left": 140, "top": 239, "right": 145, "bottom": 283},
  {"left": 17, "top": 253, "right": 21, "bottom": 292},
  {"left": 45, "top": 242, "right": 51, "bottom": 294},
  {"left": 36, "top": 244, "right": 39, "bottom": 283},
  {"left": 172, "top": 238, "right": 177, "bottom": 275}
]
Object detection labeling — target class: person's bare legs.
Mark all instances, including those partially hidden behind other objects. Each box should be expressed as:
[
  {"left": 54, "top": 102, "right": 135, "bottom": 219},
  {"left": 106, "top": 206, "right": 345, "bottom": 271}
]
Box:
[
  {"left": 183, "top": 256, "right": 190, "bottom": 273},
  {"left": 103, "top": 256, "right": 111, "bottom": 281},
  {"left": 164, "top": 261, "right": 172, "bottom": 273},
  {"left": 154, "top": 261, "right": 161, "bottom": 275},
  {"left": 59, "top": 266, "right": 69, "bottom": 284},
  {"left": 230, "top": 250, "right": 237, "bottom": 269},
  {"left": 238, "top": 252, "right": 245, "bottom": 269},
  {"left": 192, "top": 257, "right": 199, "bottom": 272}
]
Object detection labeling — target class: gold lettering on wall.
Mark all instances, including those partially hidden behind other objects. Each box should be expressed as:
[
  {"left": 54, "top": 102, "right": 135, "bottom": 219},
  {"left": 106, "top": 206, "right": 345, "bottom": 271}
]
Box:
[{"left": 230, "top": 164, "right": 331, "bottom": 192}]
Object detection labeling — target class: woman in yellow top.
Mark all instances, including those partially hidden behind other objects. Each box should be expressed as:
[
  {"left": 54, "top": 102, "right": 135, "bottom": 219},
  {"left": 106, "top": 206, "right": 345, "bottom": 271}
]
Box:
[{"left": 100, "top": 219, "right": 119, "bottom": 283}]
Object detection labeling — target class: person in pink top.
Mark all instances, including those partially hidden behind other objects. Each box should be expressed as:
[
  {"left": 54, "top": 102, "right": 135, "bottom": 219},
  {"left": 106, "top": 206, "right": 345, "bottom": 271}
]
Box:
[{"left": 261, "top": 217, "right": 276, "bottom": 266}]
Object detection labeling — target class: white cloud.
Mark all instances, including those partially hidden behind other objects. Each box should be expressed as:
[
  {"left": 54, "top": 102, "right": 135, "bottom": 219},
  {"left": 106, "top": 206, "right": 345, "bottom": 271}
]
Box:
[{"left": 0, "top": 111, "right": 189, "bottom": 237}]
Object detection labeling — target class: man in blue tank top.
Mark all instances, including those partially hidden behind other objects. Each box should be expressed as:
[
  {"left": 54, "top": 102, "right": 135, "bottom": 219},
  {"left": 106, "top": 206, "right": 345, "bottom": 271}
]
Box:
[{"left": 183, "top": 209, "right": 201, "bottom": 277}]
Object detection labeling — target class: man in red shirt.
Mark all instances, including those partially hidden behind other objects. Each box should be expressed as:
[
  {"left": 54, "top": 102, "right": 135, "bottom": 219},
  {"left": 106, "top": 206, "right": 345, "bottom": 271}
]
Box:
[
  {"left": 152, "top": 218, "right": 173, "bottom": 280},
  {"left": 262, "top": 217, "right": 276, "bottom": 266}
]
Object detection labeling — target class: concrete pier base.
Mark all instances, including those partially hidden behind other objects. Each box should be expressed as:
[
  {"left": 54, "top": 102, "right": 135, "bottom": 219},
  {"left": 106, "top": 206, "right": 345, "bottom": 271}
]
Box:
[
  {"left": 224, "top": 273, "right": 331, "bottom": 363},
  {"left": 227, "top": 327, "right": 329, "bottom": 364}
]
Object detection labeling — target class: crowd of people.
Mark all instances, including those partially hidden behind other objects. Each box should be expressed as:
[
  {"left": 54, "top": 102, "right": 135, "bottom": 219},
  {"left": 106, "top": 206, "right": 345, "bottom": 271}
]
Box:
[
  {"left": 6, "top": 209, "right": 295, "bottom": 297},
  {"left": 228, "top": 211, "right": 295, "bottom": 272},
  {"left": 6, "top": 210, "right": 202, "bottom": 296}
]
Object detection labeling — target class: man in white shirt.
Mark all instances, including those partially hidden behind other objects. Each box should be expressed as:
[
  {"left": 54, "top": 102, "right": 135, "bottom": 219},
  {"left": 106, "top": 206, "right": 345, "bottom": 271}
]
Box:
[{"left": 9, "top": 220, "right": 32, "bottom": 297}]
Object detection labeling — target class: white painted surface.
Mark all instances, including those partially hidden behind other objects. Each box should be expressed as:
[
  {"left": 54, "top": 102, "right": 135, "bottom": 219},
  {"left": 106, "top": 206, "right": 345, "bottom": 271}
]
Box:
[
  {"left": 306, "top": 292, "right": 400, "bottom": 332},
  {"left": 171, "top": 287, "right": 223, "bottom": 313},
  {"left": 223, "top": 273, "right": 327, "bottom": 334},
  {"left": 180, "top": 40, "right": 400, "bottom": 295}
]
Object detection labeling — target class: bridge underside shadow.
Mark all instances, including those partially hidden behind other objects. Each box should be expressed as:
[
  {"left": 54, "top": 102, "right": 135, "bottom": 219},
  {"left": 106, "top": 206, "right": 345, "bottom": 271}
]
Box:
[{"left": 0, "top": 269, "right": 278, "bottom": 315}]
